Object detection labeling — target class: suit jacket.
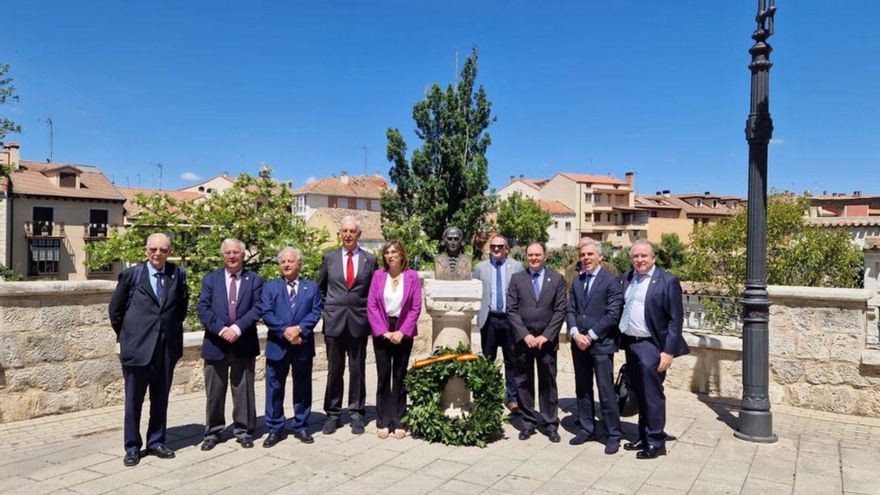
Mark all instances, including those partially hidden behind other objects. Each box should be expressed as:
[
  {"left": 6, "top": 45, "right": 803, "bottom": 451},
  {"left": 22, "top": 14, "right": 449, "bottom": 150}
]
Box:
[
  {"left": 197, "top": 268, "right": 263, "bottom": 360},
  {"left": 565, "top": 267, "right": 624, "bottom": 355},
  {"left": 621, "top": 266, "right": 689, "bottom": 357},
  {"left": 506, "top": 268, "right": 567, "bottom": 348},
  {"left": 317, "top": 247, "right": 377, "bottom": 338},
  {"left": 261, "top": 277, "right": 323, "bottom": 361},
  {"left": 109, "top": 262, "right": 189, "bottom": 367},
  {"left": 366, "top": 269, "right": 422, "bottom": 338},
  {"left": 473, "top": 257, "right": 524, "bottom": 328}
]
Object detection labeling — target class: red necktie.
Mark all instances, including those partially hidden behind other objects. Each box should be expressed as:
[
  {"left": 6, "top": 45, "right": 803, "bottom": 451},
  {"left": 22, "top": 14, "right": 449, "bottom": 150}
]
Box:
[
  {"left": 346, "top": 251, "right": 355, "bottom": 288},
  {"left": 228, "top": 272, "right": 237, "bottom": 324}
]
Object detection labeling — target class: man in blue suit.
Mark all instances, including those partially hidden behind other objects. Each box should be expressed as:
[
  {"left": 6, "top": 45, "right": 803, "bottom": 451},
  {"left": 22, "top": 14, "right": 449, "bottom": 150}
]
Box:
[
  {"left": 619, "top": 239, "right": 689, "bottom": 459},
  {"left": 566, "top": 239, "right": 623, "bottom": 453},
  {"left": 197, "top": 238, "right": 263, "bottom": 451},
  {"left": 108, "top": 233, "right": 188, "bottom": 467},
  {"left": 261, "top": 246, "right": 323, "bottom": 447}
]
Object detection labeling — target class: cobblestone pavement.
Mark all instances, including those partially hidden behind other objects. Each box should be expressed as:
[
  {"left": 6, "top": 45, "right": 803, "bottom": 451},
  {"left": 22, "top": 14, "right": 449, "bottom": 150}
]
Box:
[{"left": 2, "top": 368, "right": 880, "bottom": 495}]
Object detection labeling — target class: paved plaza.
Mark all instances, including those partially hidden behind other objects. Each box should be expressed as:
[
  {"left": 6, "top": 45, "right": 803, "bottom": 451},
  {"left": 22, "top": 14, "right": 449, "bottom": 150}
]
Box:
[{"left": 2, "top": 368, "right": 880, "bottom": 495}]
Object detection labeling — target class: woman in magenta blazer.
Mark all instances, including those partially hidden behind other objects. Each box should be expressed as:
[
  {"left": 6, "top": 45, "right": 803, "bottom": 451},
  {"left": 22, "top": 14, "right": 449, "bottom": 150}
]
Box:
[{"left": 367, "top": 240, "right": 422, "bottom": 439}]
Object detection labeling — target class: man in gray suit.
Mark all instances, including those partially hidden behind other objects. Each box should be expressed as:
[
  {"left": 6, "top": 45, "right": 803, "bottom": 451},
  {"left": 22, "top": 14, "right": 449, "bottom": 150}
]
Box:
[
  {"left": 317, "top": 216, "right": 377, "bottom": 435},
  {"left": 473, "top": 235, "right": 523, "bottom": 413},
  {"left": 507, "top": 242, "right": 567, "bottom": 442}
]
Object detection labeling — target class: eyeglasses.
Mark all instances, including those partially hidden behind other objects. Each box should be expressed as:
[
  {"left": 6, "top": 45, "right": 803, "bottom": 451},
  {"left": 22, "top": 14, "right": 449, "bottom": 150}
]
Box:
[
  {"left": 147, "top": 247, "right": 170, "bottom": 254},
  {"left": 489, "top": 244, "right": 507, "bottom": 250}
]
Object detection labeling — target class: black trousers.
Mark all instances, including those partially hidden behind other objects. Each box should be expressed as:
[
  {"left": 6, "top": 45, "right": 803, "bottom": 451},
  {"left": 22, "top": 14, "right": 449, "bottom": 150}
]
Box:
[
  {"left": 571, "top": 347, "right": 621, "bottom": 441},
  {"left": 122, "top": 334, "right": 177, "bottom": 453},
  {"left": 514, "top": 341, "right": 558, "bottom": 431},
  {"left": 624, "top": 337, "right": 667, "bottom": 448},
  {"left": 203, "top": 354, "right": 256, "bottom": 440},
  {"left": 323, "top": 330, "right": 368, "bottom": 419},
  {"left": 480, "top": 313, "right": 518, "bottom": 404},
  {"left": 373, "top": 327, "right": 413, "bottom": 430}
]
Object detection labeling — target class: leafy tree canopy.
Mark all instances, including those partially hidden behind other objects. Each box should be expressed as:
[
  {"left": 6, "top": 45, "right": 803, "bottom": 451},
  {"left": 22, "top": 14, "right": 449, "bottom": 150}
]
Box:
[
  {"left": 87, "top": 171, "right": 328, "bottom": 317},
  {"left": 495, "top": 192, "right": 551, "bottom": 248},
  {"left": 381, "top": 48, "right": 495, "bottom": 253},
  {"left": 656, "top": 233, "right": 688, "bottom": 275}
]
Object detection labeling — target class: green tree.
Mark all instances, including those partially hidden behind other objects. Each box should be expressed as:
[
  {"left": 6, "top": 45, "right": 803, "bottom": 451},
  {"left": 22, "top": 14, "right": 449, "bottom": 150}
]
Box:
[
  {"left": 656, "top": 233, "right": 688, "bottom": 275},
  {"left": 380, "top": 216, "right": 438, "bottom": 271},
  {"left": 1, "top": 63, "right": 22, "bottom": 175},
  {"left": 87, "top": 171, "right": 328, "bottom": 318},
  {"left": 381, "top": 48, "right": 495, "bottom": 249},
  {"left": 684, "top": 195, "right": 863, "bottom": 294},
  {"left": 495, "top": 192, "right": 551, "bottom": 247}
]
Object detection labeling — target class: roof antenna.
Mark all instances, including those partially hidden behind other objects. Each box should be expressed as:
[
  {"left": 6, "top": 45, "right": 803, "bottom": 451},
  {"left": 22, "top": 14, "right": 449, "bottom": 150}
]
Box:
[{"left": 38, "top": 117, "right": 54, "bottom": 162}]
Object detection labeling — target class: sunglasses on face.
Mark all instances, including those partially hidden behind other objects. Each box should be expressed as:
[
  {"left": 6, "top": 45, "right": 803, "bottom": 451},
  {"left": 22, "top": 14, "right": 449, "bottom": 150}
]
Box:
[
  {"left": 489, "top": 244, "right": 507, "bottom": 250},
  {"left": 147, "top": 247, "right": 170, "bottom": 254}
]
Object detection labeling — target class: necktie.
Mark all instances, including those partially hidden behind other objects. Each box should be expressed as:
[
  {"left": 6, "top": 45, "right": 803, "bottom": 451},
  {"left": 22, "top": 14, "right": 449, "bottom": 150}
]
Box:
[
  {"left": 531, "top": 272, "right": 541, "bottom": 300},
  {"left": 154, "top": 272, "right": 165, "bottom": 304},
  {"left": 288, "top": 280, "right": 297, "bottom": 308},
  {"left": 494, "top": 262, "right": 504, "bottom": 311},
  {"left": 583, "top": 272, "right": 593, "bottom": 305},
  {"left": 346, "top": 251, "right": 355, "bottom": 288},
  {"left": 620, "top": 275, "right": 640, "bottom": 333},
  {"left": 228, "top": 273, "right": 237, "bottom": 324}
]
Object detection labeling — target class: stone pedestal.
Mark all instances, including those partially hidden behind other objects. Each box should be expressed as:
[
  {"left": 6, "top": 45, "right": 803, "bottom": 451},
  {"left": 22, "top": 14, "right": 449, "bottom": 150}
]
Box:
[{"left": 423, "top": 278, "right": 481, "bottom": 417}]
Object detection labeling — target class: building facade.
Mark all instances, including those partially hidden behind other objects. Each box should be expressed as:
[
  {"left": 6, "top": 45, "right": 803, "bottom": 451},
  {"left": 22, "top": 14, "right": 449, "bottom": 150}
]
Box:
[
  {"left": 635, "top": 191, "right": 742, "bottom": 244},
  {"left": 292, "top": 172, "right": 387, "bottom": 220}
]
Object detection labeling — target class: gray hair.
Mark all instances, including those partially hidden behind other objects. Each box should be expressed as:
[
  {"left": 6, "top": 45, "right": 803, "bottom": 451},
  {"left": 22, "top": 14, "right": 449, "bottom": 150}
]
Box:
[
  {"left": 145, "top": 233, "right": 171, "bottom": 249},
  {"left": 221, "top": 238, "right": 246, "bottom": 255},
  {"left": 579, "top": 239, "right": 604, "bottom": 256},
  {"left": 629, "top": 239, "right": 655, "bottom": 256},
  {"left": 339, "top": 215, "right": 362, "bottom": 233},
  {"left": 277, "top": 246, "right": 303, "bottom": 263}
]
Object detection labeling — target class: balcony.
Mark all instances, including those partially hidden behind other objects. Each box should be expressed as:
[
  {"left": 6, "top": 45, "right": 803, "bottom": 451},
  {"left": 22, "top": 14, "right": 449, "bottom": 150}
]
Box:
[
  {"left": 83, "top": 223, "right": 114, "bottom": 240},
  {"left": 25, "top": 221, "right": 66, "bottom": 240}
]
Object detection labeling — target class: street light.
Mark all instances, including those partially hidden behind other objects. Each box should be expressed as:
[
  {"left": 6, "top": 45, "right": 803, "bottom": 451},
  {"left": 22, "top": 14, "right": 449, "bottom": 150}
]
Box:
[{"left": 736, "top": 0, "right": 778, "bottom": 443}]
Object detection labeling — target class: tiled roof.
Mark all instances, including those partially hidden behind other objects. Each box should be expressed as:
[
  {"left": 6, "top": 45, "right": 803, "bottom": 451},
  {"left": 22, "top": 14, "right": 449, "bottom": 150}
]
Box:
[
  {"left": 11, "top": 160, "right": 125, "bottom": 201},
  {"left": 308, "top": 208, "right": 384, "bottom": 240},
  {"left": 181, "top": 174, "right": 235, "bottom": 191},
  {"left": 118, "top": 187, "right": 206, "bottom": 217},
  {"left": 538, "top": 200, "right": 575, "bottom": 216},
  {"left": 293, "top": 174, "right": 388, "bottom": 199},
  {"left": 807, "top": 216, "right": 880, "bottom": 228},
  {"left": 516, "top": 178, "right": 550, "bottom": 190},
  {"left": 636, "top": 194, "right": 739, "bottom": 217},
  {"left": 558, "top": 173, "right": 628, "bottom": 186},
  {"left": 634, "top": 196, "right": 681, "bottom": 210}
]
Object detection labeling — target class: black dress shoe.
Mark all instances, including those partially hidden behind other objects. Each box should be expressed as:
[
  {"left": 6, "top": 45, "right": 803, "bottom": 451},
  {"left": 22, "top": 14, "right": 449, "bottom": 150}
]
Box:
[
  {"left": 293, "top": 429, "right": 315, "bottom": 444},
  {"left": 518, "top": 428, "right": 535, "bottom": 440},
  {"left": 322, "top": 417, "right": 339, "bottom": 435},
  {"left": 148, "top": 444, "right": 176, "bottom": 459},
  {"left": 201, "top": 438, "right": 218, "bottom": 451},
  {"left": 546, "top": 430, "right": 561, "bottom": 443},
  {"left": 263, "top": 431, "right": 284, "bottom": 448},
  {"left": 604, "top": 440, "right": 620, "bottom": 455},
  {"left": 636, "top": 445, "right": 667, "bottom": 459},
  {"left": 351, "top": 416, "right": 365, "bottom": 435},
  {"left": 123, "top": 451, "right": 140, "bottom": 467},
  {"left": 569, "top": 431, "right": 595, "bottom": 446},
  {"left": 623, "top": 439, "right": 646, "bottom": 451},
  {"left": 237, "top": 436, "right": 254, "bottom": 449}
]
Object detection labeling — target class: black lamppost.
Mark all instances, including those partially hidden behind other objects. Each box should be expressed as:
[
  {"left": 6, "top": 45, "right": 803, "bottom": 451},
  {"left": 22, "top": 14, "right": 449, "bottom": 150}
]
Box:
[{"left": 736, "top": 0, "right": 778, "bottom": 443}]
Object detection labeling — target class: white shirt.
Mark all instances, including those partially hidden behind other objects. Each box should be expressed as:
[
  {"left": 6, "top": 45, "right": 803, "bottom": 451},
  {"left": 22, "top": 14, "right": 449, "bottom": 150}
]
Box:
[
  {"left": 621, "top": 265, "right": 655, "bottom": 338},
  {"left": 383, "top": 274, "right": 405, "bottom": 318},
  {"left": 569, "top": 266, "right": 601, "bottom": 340},
  {"left": 341, "top": 246, "right": 361, "bottom": 280}
]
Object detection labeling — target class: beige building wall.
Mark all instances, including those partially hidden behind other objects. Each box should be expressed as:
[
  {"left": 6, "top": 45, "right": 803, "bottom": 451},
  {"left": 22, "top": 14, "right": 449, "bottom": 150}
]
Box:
[
  {"left": 0, "top": 193, "right": 8, "bottom": 268},
  {"left": 646, "top": 217, "right": 694, "bottom": 244},
  {"left": 538, "top": 175, "right": 580, "bottom": 224},
  {"left": 179, "top": 175, "right": 234, "bottom": 195},
  {"left": 10, "top": 198, "right": 124, "bottom": 280},
  {"left": 547, "top": 214, "right": 577, "bottom": 249},
  {"left": 497, "top": 181, "right": 540, "bottom": 201}
]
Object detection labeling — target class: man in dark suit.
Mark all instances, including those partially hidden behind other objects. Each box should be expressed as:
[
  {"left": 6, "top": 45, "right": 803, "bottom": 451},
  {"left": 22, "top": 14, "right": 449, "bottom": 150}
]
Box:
[
  {"left": 261, "top": 246, "right": 324, "bottom": 447},
  {"left": 109, "top": 233, "right": 189, "bottom": 467},
  {"left": 317, "top": 216, "right": 377, "bottom": 435},
  {"left": 473, "top": 235, "right": 524, "bottom": 413},
  {"left": 620, "top": 239, "right": 689, "bottom": 459},
  {"left": 197, "top": 238, "right": 263, "bottom": 451},
  {"left": 507, "top": 242, "right": 567, "bottom": 442},
  {"left": 566, "top": 240, "right": 624, "bottom": 453}
]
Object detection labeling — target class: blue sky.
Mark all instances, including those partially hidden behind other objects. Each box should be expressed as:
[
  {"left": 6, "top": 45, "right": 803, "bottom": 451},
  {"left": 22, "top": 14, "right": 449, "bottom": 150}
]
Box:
[{"left": 3, "top": 1, "right": 878, "bottom": 197}]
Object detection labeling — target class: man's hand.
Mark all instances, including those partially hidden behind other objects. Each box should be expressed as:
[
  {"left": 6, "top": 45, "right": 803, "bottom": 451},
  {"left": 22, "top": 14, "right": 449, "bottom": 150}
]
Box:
[
  {"left": 284, "top": 326, "right": 302, "bottom": 344},
  {"left": 657, "top": 352, "right": 674, "bottom": 373},
  {"left": 573, "top": 333, "right": 591, "bottom": 352},
  {"left": 523, "top": 334, "right": 538, "bottom": 349},
  {"left": 219, "top": 327, "right": 238, "bottom": 343},
  {"left": 534, "top": 335, "right": 549, "bottom": 349}
]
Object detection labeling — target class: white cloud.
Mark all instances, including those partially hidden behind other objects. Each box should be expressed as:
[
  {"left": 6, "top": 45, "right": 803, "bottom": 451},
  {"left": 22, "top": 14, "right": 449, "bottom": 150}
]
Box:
[
  {"left": 770, "top": 138, "right": 785, "bottom": 146},
  {"left": 180, "top": 171, "right": 202, "bottom": 181},
  {"left": 305, "top": 176, "right": 317, "bottom": 184}
]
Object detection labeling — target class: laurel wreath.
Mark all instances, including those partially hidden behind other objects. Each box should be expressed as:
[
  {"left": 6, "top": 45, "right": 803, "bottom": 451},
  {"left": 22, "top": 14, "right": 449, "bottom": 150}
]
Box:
[{"left": 404, "top": 343, "right": 505, "bottom": 447}]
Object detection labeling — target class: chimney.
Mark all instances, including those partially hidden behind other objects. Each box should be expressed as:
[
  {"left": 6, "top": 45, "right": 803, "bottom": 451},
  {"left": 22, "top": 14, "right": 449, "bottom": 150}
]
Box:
[
  {"left": 340, "top": 171, "right": 349, "bottom": 185},
  {"left": 822, "top": 190, "right": 828, "bottom": 196},
  {"left": 1, "top": 142, "right": 21, "bottom": 170},
  {"left": 510, "top": 175, "right": 516, "bottom": 183},
  {"left": 662, "top": 190, "right": 671, "bottom": 196},
  {"left": 854, "top": 191, "right": 862, "bottom": 197},
  {"left": 704, "top": 191, "right": 711, "bottom": 196},
  {"left": 655, "top": 191, "right": 661, "bottom": 195},
  {"left": 625, "top": 171, "right": 634, "bottom": 187},
  {"left": 519, "top": 174, "right": 524, "bottom": 180}
]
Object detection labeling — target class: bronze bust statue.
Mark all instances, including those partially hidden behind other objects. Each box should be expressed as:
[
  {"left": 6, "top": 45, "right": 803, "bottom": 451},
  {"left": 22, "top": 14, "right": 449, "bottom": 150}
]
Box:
[{"left": 434, "top": 226, "right": 472, "bottom": 280}]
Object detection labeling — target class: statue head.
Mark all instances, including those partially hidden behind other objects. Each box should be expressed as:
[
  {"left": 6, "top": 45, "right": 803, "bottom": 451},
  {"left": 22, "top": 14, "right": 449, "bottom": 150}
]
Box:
[{"left": 441, "top": 227, "right": 463, "bottom": 257}]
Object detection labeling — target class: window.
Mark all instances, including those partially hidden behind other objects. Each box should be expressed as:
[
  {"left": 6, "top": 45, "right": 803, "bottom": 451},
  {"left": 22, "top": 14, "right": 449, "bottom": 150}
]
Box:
[
  {"left": 348, "top": 198, "right": 357, "bottom": 209},
  {"left": 294, "top": 195, "right": 305, "bottom": 213},
  {"left": 28, "top": 239, "right": 60, "bottom": 276},
  {"left": 650, "top": 211, "right": 658, "bottom": 218},
  {"left": 584, "top": 193, "right": 593, "bottom": 203},
  {"left": 596, "top": 193, "right": 603, "bottom": 203},
  {"left": 695, "top": 198, "right": 703, "bottom": 207},
  {"left": 328, "top": 196, "right": 338, "bottom": 208},
  {"left": 59, "top": 172, "right": 77, "bottom": 188},
  {"left": 593, "top": 213, "right": 600, "bottom": 222},
  {"left": 617, "top": 230, "right": 623, "bottom": 236},
  {"left": 565, "top": 222, "right": 571, "bottom": 231},
  {"left": 554, "top": 221, "right": 559, "bottom": 229},
  {"left": 89, "top": 209, "right": 109, "bottom": 237},
  {"left": 33, "top": 206, "right": 54, "bottom": 235}
]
